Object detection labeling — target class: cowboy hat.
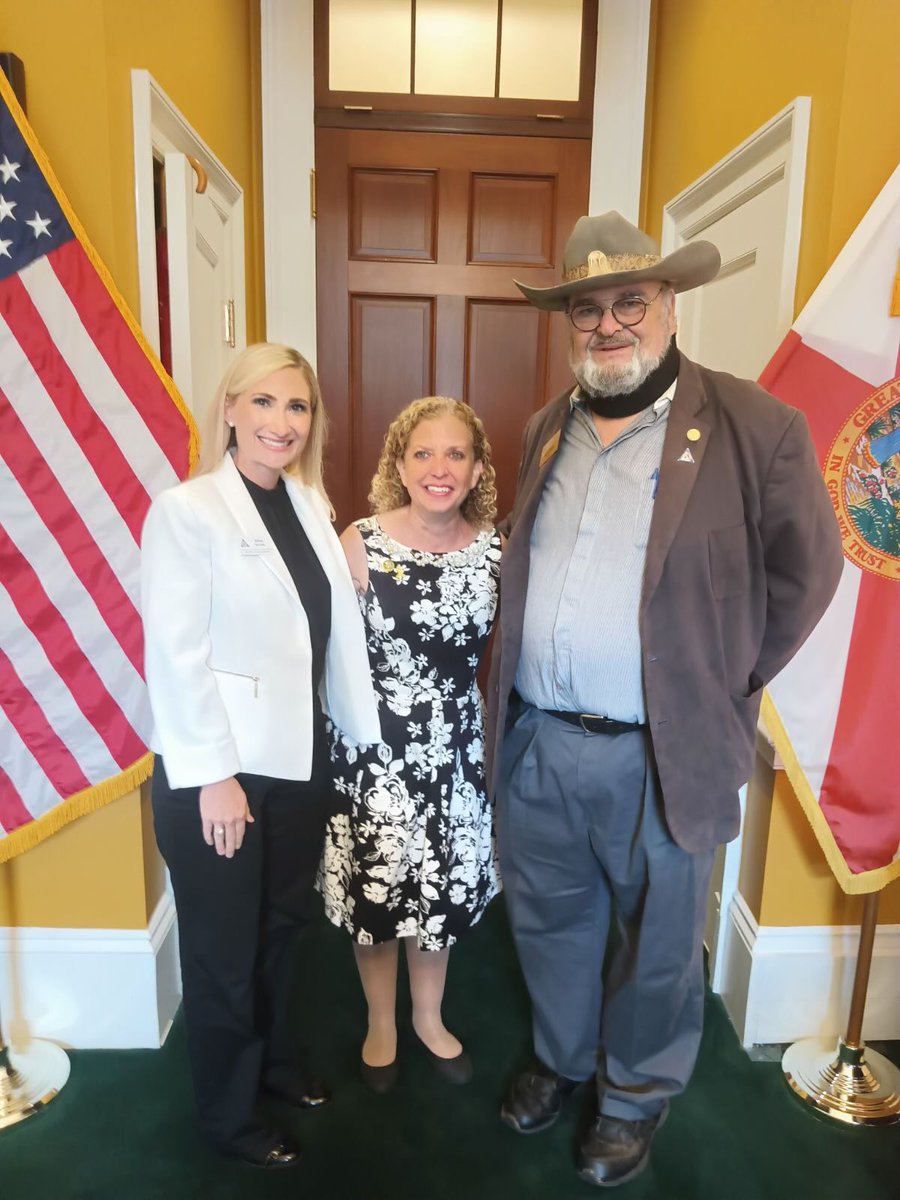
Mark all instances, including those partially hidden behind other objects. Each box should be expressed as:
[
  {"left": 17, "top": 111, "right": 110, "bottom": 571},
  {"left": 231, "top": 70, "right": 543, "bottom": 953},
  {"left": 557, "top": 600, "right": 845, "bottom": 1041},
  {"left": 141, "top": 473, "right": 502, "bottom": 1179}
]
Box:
[{"left": 515, "top": 211, "right": 721, "bottom": 311}]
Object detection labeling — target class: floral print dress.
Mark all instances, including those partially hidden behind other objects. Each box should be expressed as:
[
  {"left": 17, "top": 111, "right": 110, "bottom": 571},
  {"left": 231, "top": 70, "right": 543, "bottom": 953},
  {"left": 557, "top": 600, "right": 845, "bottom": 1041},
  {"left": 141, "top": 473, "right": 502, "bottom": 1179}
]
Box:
[{"left": 320, "top": 517, "right": 502, "bottom": 950}]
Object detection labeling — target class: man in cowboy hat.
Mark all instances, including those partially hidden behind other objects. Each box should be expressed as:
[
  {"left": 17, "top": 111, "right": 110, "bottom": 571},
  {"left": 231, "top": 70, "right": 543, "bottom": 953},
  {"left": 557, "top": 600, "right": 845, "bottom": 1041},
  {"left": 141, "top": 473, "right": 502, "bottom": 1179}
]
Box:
[{"left": 487, "top": 212, "right": 842, "bottom": 1187}]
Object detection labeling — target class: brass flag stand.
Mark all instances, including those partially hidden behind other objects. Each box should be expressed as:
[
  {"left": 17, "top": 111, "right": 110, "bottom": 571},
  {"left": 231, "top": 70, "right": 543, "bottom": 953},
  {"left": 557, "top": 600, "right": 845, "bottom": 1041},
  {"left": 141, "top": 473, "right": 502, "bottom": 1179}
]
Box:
[
  {"left": 782, "top": 891, "right": 900, "bottom": 1125},
  {"left": 0, "top": 1027, "right": 70, "bottom": 1130}
]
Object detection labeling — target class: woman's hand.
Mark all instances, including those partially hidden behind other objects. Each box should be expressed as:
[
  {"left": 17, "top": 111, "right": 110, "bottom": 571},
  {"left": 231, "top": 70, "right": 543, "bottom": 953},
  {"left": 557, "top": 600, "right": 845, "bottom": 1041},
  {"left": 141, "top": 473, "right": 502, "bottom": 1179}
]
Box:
[{"left": 199, "top": 777, "right": 254, "bottom": 858}]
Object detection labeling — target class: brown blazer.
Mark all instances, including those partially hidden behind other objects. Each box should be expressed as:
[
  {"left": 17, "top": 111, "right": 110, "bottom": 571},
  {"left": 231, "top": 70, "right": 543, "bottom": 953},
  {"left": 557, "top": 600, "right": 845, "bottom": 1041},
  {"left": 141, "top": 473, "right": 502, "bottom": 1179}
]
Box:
[{"left": 486, "top": 355, "right": 844, "bottom": 853}]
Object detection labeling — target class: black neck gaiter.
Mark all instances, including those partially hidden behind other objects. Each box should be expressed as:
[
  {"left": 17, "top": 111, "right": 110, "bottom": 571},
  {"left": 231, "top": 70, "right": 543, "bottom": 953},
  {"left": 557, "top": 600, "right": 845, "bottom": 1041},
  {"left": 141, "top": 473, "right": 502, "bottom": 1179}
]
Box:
[{"left": 584, "top": 336, "right": 680, "bottom": 419}]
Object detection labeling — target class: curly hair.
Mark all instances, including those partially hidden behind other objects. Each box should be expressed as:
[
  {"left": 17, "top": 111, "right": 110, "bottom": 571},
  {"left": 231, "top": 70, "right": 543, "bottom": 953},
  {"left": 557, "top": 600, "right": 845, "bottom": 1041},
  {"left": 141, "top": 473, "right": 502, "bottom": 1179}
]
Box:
[{"left": 368, "top": 397, "right": 498, "bottom": 529}]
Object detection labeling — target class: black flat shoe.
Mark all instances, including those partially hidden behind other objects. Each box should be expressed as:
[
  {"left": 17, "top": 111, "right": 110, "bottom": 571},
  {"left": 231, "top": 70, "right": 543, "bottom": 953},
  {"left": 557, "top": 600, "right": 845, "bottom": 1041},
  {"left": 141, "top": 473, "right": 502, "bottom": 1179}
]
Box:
[
  {"left": 240, "top": 1136, "right": 302, "bottom": 1169},
  {"left": 417, "top": 1038, "right": 473, "bottom": 1085},
  {"left": 263, "top": 1075, "right": 331, "bottom": 1109},
  {"left": 360, "top": 1056, "right": 398, "bottom": 1094},
  {"left": 500, "top": 1060, "right": 582, "bottom": 1134}
]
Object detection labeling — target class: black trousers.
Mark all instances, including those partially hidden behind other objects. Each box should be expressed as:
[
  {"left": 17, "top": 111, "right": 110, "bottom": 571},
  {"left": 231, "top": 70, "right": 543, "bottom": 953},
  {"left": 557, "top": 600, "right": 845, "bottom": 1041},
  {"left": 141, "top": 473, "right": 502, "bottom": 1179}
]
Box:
[{"left": 152, "top": 738, "right": 328, "bottom": 1157}]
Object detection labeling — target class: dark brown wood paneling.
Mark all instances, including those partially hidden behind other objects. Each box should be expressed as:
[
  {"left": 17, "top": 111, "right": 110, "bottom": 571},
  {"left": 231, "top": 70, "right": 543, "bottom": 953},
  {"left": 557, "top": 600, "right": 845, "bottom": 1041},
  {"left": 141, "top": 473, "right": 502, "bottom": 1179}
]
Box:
[
  {"left": 350, "top": 169, "right": 437, "bottom": 262},
  {"left": 469, "top": 174, "right": 555, "bottom": 266},
  {"left": 465, "top": 299, "right": 550, "bottom": 516},
  {"left": 349, "top": 294, "right": 435, "bottom": 517},
  {"left": 316, "top": 127, "right": 589, "bottom": 527}
]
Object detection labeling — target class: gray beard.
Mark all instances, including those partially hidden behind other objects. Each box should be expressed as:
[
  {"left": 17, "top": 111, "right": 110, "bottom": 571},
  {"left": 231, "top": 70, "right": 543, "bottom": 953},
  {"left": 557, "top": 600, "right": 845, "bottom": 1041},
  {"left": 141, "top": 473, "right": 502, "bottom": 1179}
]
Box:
[{"left": 570, "top": 331, "right": 672, "bottom": 398}]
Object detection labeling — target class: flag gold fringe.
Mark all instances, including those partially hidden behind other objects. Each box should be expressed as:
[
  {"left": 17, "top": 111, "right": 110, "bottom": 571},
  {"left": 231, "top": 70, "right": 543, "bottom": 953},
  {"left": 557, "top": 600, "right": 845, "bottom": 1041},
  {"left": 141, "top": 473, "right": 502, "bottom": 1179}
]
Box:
[
  {"left": 0, "top": 754, "right": 154, "bottom": 864},
  {"left": 760, "top": 692, "right": 900, "bottom": 895},
  {"left": 0, "top": 71, "right": 199, "bottom": 472}
]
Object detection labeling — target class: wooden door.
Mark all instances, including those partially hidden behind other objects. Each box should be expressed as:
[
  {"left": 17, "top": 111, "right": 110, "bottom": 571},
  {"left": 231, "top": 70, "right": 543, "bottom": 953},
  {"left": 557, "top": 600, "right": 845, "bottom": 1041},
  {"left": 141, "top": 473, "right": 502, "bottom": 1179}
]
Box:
[{"left": 315, "top": 128, "right": 590, "bottom": 526}]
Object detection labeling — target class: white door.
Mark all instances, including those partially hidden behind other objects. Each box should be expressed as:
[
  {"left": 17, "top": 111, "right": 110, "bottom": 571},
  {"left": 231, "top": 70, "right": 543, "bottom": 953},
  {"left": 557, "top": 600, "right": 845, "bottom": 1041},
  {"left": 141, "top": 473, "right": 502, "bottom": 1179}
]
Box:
[
  {"left": 660, "top": 100, "right": 810, "bottom": 990},
  {"left": 164, "top": 152, "right": 245, "bottom": 423}
]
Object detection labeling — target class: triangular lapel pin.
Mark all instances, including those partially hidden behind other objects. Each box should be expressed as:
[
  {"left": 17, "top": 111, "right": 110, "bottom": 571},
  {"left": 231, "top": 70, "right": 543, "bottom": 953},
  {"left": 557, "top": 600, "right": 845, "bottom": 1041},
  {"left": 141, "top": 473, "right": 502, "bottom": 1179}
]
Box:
[{"left": 677, "top": 448, "right": 695, "bottom": 463}]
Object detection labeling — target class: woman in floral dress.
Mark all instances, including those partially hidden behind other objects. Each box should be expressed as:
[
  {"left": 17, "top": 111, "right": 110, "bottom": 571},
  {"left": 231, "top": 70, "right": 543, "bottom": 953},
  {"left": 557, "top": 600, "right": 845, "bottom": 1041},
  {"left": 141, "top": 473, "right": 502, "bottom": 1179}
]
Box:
[{"left": 320, "top": 397, "right": 501, "bottom": 1090}]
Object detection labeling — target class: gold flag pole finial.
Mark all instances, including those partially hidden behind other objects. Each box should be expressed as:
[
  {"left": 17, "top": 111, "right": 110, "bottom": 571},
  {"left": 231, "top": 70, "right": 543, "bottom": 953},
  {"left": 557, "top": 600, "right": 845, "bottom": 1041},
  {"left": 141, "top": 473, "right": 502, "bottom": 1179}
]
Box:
[{"left": 782, "top": 891, "right": 900, "bottom": 1125}]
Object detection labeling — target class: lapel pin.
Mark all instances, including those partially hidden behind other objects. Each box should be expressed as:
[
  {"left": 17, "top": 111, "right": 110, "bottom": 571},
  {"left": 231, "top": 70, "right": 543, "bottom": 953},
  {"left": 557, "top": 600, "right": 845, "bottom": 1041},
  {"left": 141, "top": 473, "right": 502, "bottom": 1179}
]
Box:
[
  {"left": 687, "top": 428, "right": 701, "bottom": 442},
  {"left": 539, "top": 430, "right": 561, "bottom": 467},
  {"left": 677, "top": 448, "right": 695, "bottom": 463}
]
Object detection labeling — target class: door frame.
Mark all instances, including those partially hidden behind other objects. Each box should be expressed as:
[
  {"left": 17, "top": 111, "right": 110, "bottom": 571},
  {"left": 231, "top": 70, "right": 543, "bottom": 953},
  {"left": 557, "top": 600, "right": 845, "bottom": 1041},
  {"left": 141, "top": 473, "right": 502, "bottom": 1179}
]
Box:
[
  {"left": 659, "top": 98, "right": 810, "bottom": 994},
  {"left": 131, "top": 69, "right": 246, "bottom": 371},
  {"left": 660, "top": 97, "right": 810, "bottom": 365},
  {"left": 260, "top": 0, "right": 651, "bottom": 362}
]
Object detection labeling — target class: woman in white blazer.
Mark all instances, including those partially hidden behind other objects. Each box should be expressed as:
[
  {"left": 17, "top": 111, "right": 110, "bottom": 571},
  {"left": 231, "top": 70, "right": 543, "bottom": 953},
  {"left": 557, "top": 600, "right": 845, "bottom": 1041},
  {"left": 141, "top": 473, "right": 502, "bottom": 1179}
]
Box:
[{"left": 141, "top": 343, "right": 379, "bottom": 1168}]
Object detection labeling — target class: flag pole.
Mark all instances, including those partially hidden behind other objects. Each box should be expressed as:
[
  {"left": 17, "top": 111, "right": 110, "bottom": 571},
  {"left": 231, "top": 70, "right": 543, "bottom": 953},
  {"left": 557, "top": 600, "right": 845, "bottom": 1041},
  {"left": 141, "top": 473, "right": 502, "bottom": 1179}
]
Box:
[
  {"left": 1, "top": 862, "right": 70, "bottom": 1130},
  {"left": 782, "top": 890, "right": 900, "bottom": 1125}
]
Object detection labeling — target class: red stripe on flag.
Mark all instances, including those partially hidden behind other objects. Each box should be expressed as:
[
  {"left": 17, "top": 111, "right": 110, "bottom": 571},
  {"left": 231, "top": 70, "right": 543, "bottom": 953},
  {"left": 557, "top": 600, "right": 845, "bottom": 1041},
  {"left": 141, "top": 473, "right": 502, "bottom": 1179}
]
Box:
[
  {"left": 0, "top": 648, "right": 92, "bottom": 797},
  {"left": 48, "top": 240, "right": 191, "bottom": 478},
  {"left": 0, "top": 391, "right": 144, "bottom": 674},
  {"left": 0, "top": 271, "right": 152, "bottom": 542},
  {"left": 818, "top": 571, "right": 900, "bottom": 873},
  {"left": 0, "top": 761, "right": 37, "bottom": 834},
  {"left": 0, "top": 528, "right": 145, "bottom": 769},
  {"left": 759, "top": 332, "right": 872, "bottom": 462}
]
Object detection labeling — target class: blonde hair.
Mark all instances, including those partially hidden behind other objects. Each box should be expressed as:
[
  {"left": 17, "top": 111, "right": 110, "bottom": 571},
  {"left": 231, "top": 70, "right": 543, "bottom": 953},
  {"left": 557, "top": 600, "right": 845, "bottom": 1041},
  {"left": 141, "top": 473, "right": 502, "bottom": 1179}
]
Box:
[
  {"left": 195, "top": 343, "right": 330, "bottom": 507},
  {"left": 368, "top": 397, "right": 497, "bottom": 529}
]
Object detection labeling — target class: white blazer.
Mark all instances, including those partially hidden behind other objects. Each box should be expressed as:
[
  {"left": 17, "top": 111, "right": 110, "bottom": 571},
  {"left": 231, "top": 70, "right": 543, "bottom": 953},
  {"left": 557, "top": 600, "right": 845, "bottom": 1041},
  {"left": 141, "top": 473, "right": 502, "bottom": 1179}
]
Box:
[{"left": 140, "top": 453, "right": 380, "bottom": 789}]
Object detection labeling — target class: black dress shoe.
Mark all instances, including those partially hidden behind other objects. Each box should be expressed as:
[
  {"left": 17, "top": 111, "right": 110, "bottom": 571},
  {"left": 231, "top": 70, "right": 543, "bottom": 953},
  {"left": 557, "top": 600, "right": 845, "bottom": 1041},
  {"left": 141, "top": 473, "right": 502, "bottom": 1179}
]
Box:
[
  {"left": 418, "top": 1040, "right": 473, "bottom": 1085},
  {"left": 576, "top": 1111, "right": 665, "bottom": 1187},
  {"left": 360, "top": 1056, "right": 398, "bottom": 1094},
  {"left": 500, "top": 1061, "right": 582, "bottom": 1134},
  {"left": 263, "top": 1075, "right": 331, "bottom": 1109},
  {"left": 241, "top": 1136, "right": 302, "bottom": 1169}
]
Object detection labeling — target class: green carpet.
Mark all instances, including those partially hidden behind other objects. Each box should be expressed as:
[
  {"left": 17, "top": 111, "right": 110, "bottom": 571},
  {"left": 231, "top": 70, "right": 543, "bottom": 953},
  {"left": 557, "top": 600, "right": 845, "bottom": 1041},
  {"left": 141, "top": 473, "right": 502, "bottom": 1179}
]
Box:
[{"left": 1, "top": 900, "right": 898, "bottom": 1199}]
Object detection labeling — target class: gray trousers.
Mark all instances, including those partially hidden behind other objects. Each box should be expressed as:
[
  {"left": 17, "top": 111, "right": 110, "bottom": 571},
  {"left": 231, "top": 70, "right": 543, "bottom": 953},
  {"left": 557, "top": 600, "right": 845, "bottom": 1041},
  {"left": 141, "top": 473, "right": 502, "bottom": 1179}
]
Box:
[{"left": 496, "top": 701, "right": 715, "bottom": 1121}]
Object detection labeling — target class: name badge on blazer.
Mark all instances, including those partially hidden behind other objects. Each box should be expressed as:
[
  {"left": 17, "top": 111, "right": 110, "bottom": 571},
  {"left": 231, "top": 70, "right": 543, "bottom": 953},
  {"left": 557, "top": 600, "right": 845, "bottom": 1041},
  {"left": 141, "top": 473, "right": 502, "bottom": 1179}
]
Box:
[
  {"left": 539, "top": 430, "right": 560, "bottom": 467},
  {"left": 240, "top": 536, "right": 270, "bottom": 556}
]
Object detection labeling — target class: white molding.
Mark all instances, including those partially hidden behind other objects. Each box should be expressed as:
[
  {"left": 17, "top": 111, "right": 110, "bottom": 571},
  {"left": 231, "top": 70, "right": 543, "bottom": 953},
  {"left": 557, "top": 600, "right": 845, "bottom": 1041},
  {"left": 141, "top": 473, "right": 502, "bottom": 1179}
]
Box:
[
  {"left": 661, "top": 97, "right": 810, "bottom": 355},
  {"left": 0, "top": 892, "right": 181, "bottom": 1050},
  {"left": 130, "top": 68, "right": 244, "bottom": 355},
  {"left": 260, "top": 0, "right": 317, "bottom": 361},
  {"left": 718, "top": 891, "right": 900, "bottom": 1047},
  {"left": 589, "top": 0, "right": 652, "bottom": 220}
]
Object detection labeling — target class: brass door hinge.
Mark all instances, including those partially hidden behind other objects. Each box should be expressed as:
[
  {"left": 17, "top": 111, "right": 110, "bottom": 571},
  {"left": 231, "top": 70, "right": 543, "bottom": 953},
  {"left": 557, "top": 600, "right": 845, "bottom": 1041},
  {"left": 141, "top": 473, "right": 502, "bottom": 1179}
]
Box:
[
  {"left": 310, "top": 167, "right": 317, "bottom": 220},
  {"left": 224, "top": 299, "right": 236, "bottom": 347}
]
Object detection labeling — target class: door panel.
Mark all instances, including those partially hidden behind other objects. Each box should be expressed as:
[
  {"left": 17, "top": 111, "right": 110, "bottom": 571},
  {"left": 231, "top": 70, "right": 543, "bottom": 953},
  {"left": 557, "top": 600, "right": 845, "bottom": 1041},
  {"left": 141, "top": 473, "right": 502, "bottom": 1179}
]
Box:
[
  {"left": 164, "top": 153, "right": 238, "bottom": 423},
  {"left": 316, "top": 128, "right": 590, "bottom": 525},
  {"left": 350, "top": 295, "right": 435, "bottom": 484}
]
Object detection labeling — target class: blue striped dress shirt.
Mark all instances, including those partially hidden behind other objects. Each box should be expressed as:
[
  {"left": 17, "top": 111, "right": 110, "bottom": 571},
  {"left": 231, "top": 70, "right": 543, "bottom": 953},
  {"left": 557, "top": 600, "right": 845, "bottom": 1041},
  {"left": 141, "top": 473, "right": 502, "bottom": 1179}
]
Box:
[{"left": 514, "top": 383, "right": 676, "bottom": 722}]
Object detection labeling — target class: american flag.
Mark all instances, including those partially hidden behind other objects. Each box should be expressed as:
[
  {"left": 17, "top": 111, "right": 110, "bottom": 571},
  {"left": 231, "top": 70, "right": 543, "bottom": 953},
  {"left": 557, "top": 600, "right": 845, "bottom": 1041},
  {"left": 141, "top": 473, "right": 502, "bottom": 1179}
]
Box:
[{"left": 0, "top": 74, "right": 195, "bottom": 861}]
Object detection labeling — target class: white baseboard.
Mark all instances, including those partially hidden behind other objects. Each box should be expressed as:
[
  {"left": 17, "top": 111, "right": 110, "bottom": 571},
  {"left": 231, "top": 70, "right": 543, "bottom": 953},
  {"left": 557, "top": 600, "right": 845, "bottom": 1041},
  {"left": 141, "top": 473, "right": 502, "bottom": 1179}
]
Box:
[
  {"left": 0, "top": 891, "right": 181, "bottom": 1049},
  {"left": 716, "top": 891, "right": 900, "bottom": 1047}
]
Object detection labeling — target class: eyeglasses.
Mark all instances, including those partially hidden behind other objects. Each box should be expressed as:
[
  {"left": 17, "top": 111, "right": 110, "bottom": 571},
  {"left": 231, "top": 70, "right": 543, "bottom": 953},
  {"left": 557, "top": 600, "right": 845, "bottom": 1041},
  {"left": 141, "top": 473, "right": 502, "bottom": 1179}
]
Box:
[{"left": 568, "top": 287, "right": 666, "bottom": 332}]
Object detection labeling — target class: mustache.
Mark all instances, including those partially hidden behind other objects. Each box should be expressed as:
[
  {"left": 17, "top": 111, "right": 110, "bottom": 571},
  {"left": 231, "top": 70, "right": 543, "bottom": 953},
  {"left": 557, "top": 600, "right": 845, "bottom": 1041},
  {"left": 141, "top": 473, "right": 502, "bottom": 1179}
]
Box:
[{"left": 588, "top": 333, "right": 638, "bottom": 350}]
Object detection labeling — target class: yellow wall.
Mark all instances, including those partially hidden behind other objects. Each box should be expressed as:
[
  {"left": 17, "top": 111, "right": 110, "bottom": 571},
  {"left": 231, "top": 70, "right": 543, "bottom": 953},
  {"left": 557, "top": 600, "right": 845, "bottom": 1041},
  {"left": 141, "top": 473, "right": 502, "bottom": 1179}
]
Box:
[
  {"left": 645, "top": 0, "right": 900, "bottom": 926},
  {"left": 644, "top": 0, "right": 900, "bottom": 313},
  {"left": 0, "top": 0, "right": 263, "bottom": 928}
]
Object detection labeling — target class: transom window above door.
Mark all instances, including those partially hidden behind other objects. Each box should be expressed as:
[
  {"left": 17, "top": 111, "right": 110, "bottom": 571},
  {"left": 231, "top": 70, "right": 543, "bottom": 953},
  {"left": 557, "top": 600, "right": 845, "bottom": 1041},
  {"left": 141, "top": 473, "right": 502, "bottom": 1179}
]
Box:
[{"left": 315, "top": 0, "right": 596, "bottom": 137}]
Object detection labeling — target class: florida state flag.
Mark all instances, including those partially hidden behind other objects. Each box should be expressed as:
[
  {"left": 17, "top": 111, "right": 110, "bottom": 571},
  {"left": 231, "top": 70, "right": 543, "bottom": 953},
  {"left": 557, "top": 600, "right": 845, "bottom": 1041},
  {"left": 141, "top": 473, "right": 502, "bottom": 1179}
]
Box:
[{"left": 760, "top": 164, "right": 900, "bottom": 894}]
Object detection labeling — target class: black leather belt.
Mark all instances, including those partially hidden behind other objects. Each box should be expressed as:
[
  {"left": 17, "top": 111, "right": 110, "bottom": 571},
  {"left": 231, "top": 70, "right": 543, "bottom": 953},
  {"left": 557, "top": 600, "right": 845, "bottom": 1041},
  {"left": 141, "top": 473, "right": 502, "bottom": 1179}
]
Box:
[{"left": 543, "top": 710, "right": 646, "bottom": 735}]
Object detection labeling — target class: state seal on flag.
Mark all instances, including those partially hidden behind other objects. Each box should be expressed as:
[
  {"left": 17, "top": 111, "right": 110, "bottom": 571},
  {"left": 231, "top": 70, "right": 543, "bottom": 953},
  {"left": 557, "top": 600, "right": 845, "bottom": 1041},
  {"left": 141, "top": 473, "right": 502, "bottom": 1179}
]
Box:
[{"left": 824, "top": 376, "right": 900, "bottom": 580}]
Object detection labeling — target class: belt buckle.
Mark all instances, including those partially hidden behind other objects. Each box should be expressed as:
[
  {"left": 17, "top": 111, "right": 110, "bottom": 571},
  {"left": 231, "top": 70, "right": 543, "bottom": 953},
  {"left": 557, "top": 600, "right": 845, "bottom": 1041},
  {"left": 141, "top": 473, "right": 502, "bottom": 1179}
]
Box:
[{"left": 579, "top": 712, "right": 602, "bottom": 733}]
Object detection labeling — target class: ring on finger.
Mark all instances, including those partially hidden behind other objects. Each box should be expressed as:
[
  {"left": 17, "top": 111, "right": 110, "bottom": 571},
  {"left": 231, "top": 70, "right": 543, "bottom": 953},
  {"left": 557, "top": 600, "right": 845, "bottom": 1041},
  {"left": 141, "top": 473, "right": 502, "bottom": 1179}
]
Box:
[{"left": 214, "top": 825, "right": 226, "bottom": 837}]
